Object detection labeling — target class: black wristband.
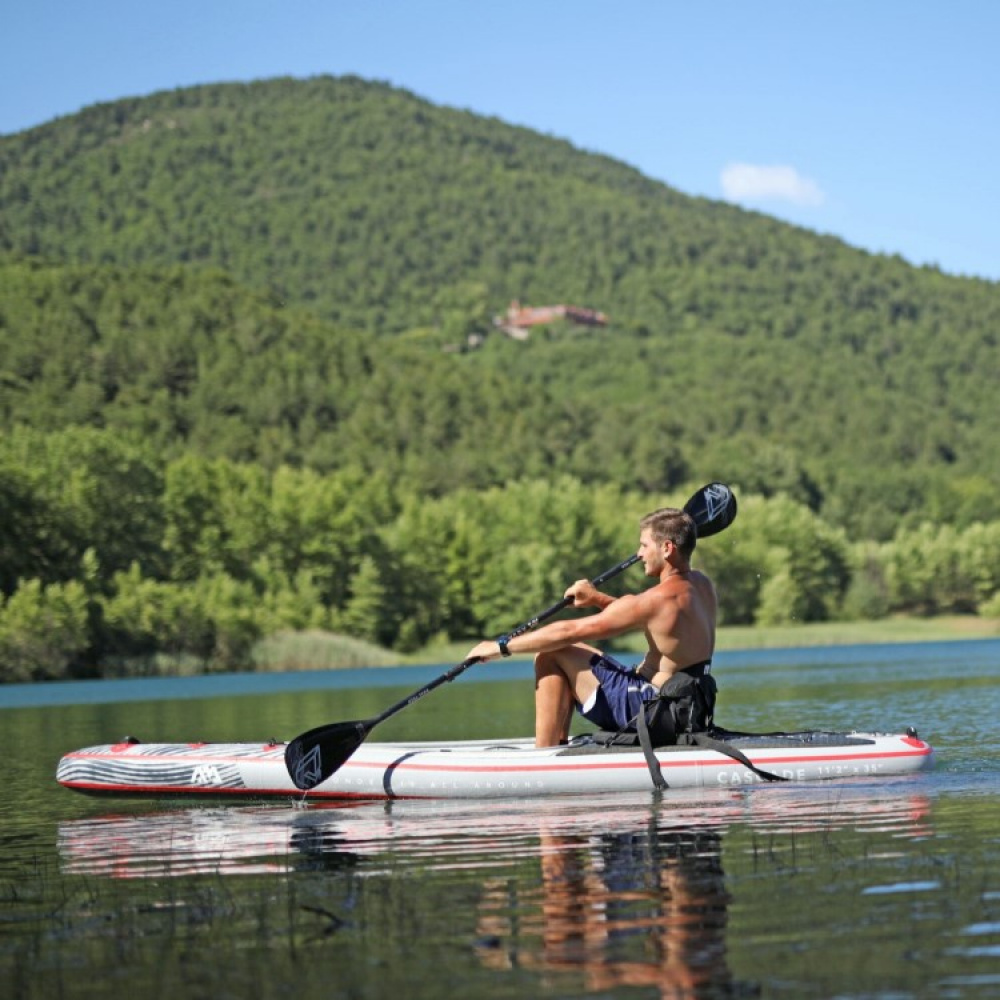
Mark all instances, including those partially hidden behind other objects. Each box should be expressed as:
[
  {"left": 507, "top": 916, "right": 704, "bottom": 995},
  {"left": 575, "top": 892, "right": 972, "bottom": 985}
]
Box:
[{"left": 497, "top": 634, "right": 512, "bottom": 657}]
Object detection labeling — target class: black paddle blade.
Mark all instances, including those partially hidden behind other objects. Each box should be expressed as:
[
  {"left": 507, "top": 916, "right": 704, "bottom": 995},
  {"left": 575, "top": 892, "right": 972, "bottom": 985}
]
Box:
[
  {"left": 284, "top": 719, "right": 372, "bottom": 791},
  {"left": 684, "top": 482, "right": 737, "bottom": 538}
]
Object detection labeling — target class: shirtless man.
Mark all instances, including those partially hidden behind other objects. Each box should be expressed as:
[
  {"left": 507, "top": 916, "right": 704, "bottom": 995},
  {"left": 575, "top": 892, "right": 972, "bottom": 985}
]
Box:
[{"left": 466, "top": 507, "right": 717, "bottom": 747}]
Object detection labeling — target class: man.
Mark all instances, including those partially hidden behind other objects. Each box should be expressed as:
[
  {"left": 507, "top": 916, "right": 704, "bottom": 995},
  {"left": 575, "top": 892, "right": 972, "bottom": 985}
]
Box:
[{"left": 466, "top": 507, "right": 717, "bottom": 747}]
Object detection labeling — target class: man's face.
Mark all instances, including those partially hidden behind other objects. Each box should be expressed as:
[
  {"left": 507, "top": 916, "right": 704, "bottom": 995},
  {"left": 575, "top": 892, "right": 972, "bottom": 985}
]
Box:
[{"left": 637, "top": 528, "right": 669, "bottom": 576}]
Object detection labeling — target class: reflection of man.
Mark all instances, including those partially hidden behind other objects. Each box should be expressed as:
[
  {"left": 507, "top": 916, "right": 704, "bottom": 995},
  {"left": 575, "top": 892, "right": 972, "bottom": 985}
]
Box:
[{"left": 478, "top": 825, "right": 745, "bottom": 998}]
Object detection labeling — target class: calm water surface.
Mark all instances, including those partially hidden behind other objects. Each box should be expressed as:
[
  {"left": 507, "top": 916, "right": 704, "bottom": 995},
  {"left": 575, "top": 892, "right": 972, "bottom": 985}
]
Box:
[{"left": 2, "top": 640, "right": 999, "bottom": 999}]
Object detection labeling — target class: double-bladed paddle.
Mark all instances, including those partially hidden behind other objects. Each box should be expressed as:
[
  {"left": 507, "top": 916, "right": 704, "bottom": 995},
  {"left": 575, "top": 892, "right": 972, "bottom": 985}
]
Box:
[{"left": 285, "top": 482, "right": 737, "bottom": 791}]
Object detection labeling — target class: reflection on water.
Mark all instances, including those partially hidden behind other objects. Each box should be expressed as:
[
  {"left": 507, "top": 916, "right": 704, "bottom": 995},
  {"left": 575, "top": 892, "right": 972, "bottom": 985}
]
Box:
[
  {"left": 57, "top": 784, "right": 933, "bottom": 880},
  {"left": 55, "top": 785, "right": 934, "bottom": 998},
  {"left": 478, "top": 827, "right": 737, "bottom": 998},
  {"left": 57, "top": 804, "right": 365, "bottom": 878}
]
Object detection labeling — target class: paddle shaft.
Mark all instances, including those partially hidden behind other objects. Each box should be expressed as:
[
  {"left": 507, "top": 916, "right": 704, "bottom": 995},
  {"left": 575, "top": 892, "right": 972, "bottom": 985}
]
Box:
[{"left": 364, "top": 553, "right": 640, "bottom": 729}]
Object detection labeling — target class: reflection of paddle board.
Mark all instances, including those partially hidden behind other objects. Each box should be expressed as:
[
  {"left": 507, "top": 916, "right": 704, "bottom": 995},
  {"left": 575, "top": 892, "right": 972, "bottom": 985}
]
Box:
[
  {"left": 57, "top": 729, "right": 933, "bottom": 801},
  {"left": 56, "top": 784, "right": 933, "bottom": 880}
]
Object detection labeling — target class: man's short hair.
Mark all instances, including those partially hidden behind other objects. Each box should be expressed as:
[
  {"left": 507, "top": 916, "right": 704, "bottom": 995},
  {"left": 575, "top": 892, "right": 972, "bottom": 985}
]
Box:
[{"left": 639, "top": 507, "right": 697, "bottom": 557}]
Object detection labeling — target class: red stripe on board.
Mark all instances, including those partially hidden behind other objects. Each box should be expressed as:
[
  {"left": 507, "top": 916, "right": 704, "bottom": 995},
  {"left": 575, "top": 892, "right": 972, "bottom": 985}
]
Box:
[{"left": 340, "top": 745, "right": 932, "bottom": 776}]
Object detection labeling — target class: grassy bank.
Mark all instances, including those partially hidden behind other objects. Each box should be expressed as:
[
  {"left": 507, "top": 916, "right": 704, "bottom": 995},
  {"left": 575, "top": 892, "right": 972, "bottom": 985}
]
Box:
[{"left": 712, "top": 614, "right": 1000, "bottom": 651}]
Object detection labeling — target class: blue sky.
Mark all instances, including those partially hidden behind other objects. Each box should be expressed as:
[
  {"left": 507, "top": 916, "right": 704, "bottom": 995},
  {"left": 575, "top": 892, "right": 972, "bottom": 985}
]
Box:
[{"left": 2, "top": 1, "right": 996, "bottom": 281}]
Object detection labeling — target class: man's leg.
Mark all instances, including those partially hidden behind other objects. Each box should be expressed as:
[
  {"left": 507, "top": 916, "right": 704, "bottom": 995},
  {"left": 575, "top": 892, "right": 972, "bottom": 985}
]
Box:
[{"left": 533, "top": 643, "right": 601, "bottom": 747}]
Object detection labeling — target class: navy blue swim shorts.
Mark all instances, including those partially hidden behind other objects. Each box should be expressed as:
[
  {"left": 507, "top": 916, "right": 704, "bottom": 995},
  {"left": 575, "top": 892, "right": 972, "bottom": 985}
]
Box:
[{"left": 578, "top": 652, "right": 660, "bottom": 732}]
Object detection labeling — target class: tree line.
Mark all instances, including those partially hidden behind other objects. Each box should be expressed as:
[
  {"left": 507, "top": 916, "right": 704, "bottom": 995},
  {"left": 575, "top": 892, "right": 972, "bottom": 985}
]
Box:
[{"left": 2, "top": 425, "right": 998, "bottom": 683}]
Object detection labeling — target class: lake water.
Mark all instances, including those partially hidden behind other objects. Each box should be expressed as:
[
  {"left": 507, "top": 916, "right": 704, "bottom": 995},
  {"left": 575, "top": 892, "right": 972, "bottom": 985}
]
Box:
[{"left": 2, "top": 640, "right": 1000, "bottom": 999}]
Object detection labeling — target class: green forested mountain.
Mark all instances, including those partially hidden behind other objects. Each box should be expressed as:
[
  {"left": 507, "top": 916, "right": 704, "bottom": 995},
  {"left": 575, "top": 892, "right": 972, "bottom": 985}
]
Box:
[
  {"left": 2, "top": 75, "right": 1000, "bottom": 678},
  {"left": 2, "top": 74, "right": 999, "bottom": 541}
]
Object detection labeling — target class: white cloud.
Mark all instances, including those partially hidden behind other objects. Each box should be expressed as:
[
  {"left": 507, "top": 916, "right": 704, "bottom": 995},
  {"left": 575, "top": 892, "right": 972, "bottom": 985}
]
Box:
[{"left": 720, "top": 163, "right": 826, "bottom": 207}]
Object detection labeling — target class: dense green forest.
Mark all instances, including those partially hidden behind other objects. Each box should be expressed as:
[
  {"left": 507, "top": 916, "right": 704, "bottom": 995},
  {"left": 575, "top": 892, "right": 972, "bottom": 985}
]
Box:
[
  {"left": 2, "top": 424, "right": 999, "bottom": 682},
  {"left": 1, "top": 76, "right": 998, "bottom": 679}
]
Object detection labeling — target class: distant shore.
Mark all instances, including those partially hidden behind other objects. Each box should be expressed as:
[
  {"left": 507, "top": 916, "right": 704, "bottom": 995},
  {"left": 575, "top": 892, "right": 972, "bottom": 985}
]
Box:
[{"left": 13, "top": 616, "right": 994, "bottom": 685}]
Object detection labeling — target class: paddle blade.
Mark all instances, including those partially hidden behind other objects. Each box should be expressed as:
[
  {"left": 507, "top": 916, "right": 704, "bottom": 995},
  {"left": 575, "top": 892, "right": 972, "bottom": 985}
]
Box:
[
  {"left": 684, "top": 482, "right": 737, "bottom": 538},
  {"left": 285, "top": 719, "right": 372, "bottom": 791}
]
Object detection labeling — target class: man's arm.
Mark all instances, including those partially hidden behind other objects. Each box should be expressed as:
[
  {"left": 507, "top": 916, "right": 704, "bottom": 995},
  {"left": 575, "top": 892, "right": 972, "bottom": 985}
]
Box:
[{"left": 466, "top": 591, "right": 655, "bottom": 662}]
